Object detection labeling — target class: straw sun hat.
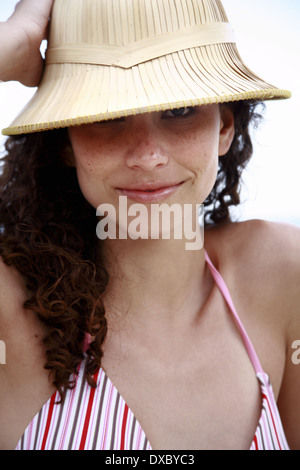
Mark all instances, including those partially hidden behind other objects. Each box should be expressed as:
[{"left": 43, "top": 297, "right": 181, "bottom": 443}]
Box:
[{"left": 3, "top": 0, "right": 291, "bottom": 136}]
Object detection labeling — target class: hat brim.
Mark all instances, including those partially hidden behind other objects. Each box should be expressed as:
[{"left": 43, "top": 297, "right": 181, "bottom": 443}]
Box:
[{"left": 2, "top": 43, "right": 291, "bottom": 136}]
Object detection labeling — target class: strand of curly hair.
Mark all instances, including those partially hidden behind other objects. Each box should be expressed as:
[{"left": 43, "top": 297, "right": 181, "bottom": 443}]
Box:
[{"left": 0, "top": 100, "right": 263, "bottom": 401}]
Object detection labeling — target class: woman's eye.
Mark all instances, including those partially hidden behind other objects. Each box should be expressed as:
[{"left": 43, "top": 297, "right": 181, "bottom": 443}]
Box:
[{"left": 162, "top": 107, "right": 194, "bottom": 119}]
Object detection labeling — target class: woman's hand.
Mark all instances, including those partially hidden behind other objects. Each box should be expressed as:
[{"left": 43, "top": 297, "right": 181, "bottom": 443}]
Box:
[{"left": 0, "top": 0, "right": 54, "bottom": 87}]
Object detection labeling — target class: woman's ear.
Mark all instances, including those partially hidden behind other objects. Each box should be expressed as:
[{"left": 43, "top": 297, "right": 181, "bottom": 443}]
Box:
[{"left": 218, "top": 105, "right": 235, "bottom": 157}]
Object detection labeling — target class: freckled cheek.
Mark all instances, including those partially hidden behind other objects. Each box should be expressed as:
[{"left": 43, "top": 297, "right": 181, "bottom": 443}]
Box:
[
  {"left": 185, "top": 138, "right": 219, "bottom": 201},
  {"left": 72, "top": 140, "right": 113, "bottom": 176},
  {"left": 181, "top": 135, "right": 219, "bottom": 172},
  {"left": 71, "top": 144, "right": 120, "bottom": 208},
  {"left": 79, "top": 158, "right": 94, "bottom": 174},
  {"left": 73, "top": 145, "right": 97, "bottom": 173}
]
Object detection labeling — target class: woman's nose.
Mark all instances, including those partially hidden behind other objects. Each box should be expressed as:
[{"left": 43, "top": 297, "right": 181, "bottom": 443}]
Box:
[{"left": 124, "top": 117, "right": 169, "bottom": 171}]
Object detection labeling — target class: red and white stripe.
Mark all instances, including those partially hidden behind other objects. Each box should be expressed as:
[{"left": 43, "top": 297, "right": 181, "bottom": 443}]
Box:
[
  {"left": 250, "top": 373, "right": 289, "bottom": 450},
  {"left": 15, "top": 358, "right": 289, "bottom": 450},
  {"left": 16, "top": 361, "right": 151, "bottom": 450}
]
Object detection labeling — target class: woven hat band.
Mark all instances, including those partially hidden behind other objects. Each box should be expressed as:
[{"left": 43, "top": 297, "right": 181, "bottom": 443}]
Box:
[{"left": 46, "top": 22, "right": 235, "bottom": 68}]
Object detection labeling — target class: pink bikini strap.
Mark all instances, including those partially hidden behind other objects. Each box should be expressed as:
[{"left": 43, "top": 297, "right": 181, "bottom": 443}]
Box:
[{"left": 205, "top": 250, "right": 264, "bottom": 375}]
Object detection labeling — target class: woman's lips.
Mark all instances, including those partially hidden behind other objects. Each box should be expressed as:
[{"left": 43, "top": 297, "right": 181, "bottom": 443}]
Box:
[{"left": 116, "top": 182, "right": 184, "bottom": 203}]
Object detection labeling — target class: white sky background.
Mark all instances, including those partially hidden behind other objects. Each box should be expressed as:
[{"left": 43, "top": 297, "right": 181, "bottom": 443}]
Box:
[{"left": 0, "top": 0, "right": 299, "bottom": 226}]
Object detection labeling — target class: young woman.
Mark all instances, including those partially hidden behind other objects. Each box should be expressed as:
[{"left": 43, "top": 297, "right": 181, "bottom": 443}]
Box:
[{"left": 0, "top": 0, "right": 299, "bottom": 450}]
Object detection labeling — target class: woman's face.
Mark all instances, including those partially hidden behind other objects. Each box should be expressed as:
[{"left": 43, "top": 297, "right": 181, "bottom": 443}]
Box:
[{"left": 68, "top": 104, "right": 235, "bottom": 213}]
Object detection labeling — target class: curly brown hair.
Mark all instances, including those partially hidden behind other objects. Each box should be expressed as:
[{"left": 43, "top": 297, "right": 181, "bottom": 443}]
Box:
[
  {"left": 0, "top": 100, "right": 263, "bottom": 400},
  {"left": 205, "top": 100, "right": 264, "bottom": 224}
]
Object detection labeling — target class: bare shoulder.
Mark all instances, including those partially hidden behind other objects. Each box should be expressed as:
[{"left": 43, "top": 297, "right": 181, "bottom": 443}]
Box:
[
  {"left": 205, "top": 218, "right": 300, "bottom": 347},
  {"left": 0, "top": 255, "right": 46, "bottom": 377},
  {"left": 0, "top": 256, "right": 51, "bottom": 449},
  {"left": 241, "top": 218, "right": 300, "bottom": 262},
  {"left": 205, "top": 219, "right": 300, "bottom": 283},
  {"left": 0, "top": 256, "right": 30, "bottom": 367},
  {"left": 0, "top": 256, "right": 29, "bottom": 317}
]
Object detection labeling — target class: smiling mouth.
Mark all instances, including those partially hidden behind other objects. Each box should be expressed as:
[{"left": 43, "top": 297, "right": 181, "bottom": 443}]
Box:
[{"left": 116, "top": 182, "right": 184, "bottom": 203}]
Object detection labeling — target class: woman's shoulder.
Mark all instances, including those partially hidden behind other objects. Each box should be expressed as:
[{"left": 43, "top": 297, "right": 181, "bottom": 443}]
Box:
[
  {"left": 0, "top": 256, "right": 26, "bottom": 315},
  {"left": 205, "top": 218, "right": 300, "bottom": 328},
  {"left": 205, "top": 218, "right": 300, "bottom": 276},
  {"left": 0, "top": 257, "right": 52, "bottom": 450},
  {"left": 0, "top": 254, "right": 47, "bottom": 362},
  {"left": 205, "top": 219, "right": 300, "bottom": 399},
  {"left": 0, "top": 256, "right": 32, "bottom": 368},
  {"left": 0, "top": 256, "right": 29, "bottom": 319},
  {"left": 0, "top": 253, "right": 48, "bottom": 386}
]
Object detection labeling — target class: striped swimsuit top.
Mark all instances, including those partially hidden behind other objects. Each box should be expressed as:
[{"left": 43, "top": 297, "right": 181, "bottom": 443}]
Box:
[{"left": 16, "top": 251, "right": 289, "bottom": 450}]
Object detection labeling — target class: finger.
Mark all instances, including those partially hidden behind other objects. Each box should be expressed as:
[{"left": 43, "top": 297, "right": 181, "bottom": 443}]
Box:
[
  {"left": 12, "top": 0, "right": 54, "bottom": 23},
  {"left": 20, "top": 51, "right": 44, "bottom": 87}
]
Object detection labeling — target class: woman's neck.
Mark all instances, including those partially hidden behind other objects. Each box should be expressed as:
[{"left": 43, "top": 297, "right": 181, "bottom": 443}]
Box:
[{"left": 100, "top": 237, "right": 210, "bottom": 331}]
